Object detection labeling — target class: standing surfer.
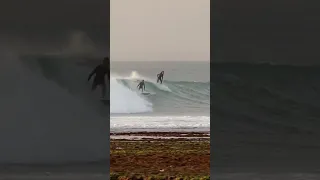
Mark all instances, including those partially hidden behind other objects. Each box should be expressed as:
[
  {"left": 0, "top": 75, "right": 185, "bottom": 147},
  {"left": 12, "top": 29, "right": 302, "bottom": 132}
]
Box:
[
  {"left": 157, "top": 71, "right": 164, "bottom": 84},
  {"left": 87, "top": 57, "right": 110, "bottom": 99},
  {"left": 137, "top": 80, "right": 146, "bottom": 92}
]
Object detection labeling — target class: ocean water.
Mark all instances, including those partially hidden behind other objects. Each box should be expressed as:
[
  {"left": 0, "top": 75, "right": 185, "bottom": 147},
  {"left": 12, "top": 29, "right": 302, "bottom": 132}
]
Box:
[
  {"left": 212, "top": 63, "right": 320, "bottom": 179},
  {"left": 110, "top": 61, "right": 210, "bottom": 132}
]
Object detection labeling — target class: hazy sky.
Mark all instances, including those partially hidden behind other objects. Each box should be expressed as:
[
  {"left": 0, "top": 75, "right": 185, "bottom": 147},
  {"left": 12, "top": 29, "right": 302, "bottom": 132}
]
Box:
[{"left": 110, "top": 0, "right": 210, "bottom": 61}]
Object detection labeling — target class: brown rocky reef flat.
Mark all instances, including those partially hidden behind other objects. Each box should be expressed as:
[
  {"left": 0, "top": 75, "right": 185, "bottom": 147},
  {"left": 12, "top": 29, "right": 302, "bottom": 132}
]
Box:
[{"left": 110, "top": 133, "right": 210, "bottom": 179}]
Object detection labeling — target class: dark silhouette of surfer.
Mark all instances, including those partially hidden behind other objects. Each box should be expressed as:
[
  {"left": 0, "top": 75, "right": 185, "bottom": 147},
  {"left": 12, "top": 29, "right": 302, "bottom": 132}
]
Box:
[
  {"left": 157, "top": 71, "right": 164, "bottom": 84},
  {"left": 88, "top": 57, "right": 110, "bottom": 98},
  {"left": 137, "top": 80, "right": 146, "bottom": 92}
]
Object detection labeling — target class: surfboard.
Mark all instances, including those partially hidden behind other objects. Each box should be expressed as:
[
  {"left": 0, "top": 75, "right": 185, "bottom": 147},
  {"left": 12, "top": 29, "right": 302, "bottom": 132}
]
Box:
[{"left": 141, "top": 92, "right": 150, "bottom": 95}]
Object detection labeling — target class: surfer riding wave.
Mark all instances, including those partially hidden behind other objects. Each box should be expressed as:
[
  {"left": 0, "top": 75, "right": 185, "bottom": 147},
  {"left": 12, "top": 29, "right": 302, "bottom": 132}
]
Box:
[
  {"left": 137, "top": 80, "right": 146, "bottom": 92},
  {"left": 157, "top": 71, "right": 164, "bottom": 84}
]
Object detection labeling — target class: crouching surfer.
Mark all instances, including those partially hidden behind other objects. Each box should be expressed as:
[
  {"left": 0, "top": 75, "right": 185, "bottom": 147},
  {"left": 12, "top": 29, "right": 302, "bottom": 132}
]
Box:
[{"left": 137, "top": 80, "right": 146, "bottom": 92}]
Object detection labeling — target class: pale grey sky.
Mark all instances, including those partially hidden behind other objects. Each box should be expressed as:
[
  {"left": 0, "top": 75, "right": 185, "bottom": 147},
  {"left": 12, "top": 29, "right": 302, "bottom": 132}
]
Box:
[{"left": 110, "top": 0, "right": 210, "bottom": 61}]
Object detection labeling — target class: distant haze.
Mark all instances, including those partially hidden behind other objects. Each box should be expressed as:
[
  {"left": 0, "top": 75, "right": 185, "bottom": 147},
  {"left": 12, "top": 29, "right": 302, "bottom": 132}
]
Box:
[{"left": 110, "top": 0, "right": 210, "bottom": 61}]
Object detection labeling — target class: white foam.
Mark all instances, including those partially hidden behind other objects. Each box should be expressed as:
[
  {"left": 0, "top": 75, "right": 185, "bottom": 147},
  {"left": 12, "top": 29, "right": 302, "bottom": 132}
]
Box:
[
  {"left": 110, "top": 77, "right": 152, "bottom": 114},
  {"left": 111, "top": 115, "right": 210, "bottom": 129}
]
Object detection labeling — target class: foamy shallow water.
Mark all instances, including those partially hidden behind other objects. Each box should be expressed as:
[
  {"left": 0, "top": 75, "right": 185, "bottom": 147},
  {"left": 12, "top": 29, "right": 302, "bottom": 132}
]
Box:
[{"left": 110, "top": 115, "right": 210, "bottom": 132}]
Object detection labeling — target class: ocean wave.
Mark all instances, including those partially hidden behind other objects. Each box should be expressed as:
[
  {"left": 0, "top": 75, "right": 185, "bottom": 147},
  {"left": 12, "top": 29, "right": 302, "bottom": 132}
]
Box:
[
  {"left": 212, "top": 63, "right": 320, "bottom": 134},
  {"left": 113, "top": 71, "right": 210, "bottom": 114}
]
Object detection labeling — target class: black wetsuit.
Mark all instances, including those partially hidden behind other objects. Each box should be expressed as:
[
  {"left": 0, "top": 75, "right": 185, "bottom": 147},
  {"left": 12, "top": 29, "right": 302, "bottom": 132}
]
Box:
[
  {"left": 157, "top": 73, "right": 163, "bottom": 84},
  {"left": 88, "top": 64, "right": 109, "bottom": 90},
  {"left": 137, "top": 81, "right": 145, "bottom": 92}
]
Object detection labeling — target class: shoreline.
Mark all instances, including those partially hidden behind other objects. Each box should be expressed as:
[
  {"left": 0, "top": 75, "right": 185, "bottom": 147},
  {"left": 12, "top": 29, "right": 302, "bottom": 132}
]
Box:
[{"left": 110, "top": 128, "right": 210, "bottom": 133}]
